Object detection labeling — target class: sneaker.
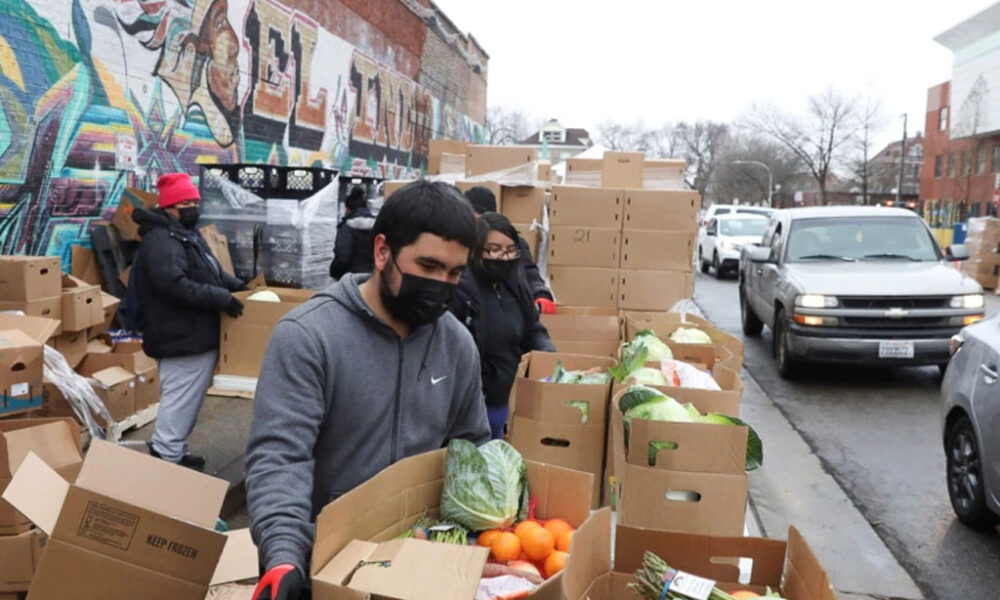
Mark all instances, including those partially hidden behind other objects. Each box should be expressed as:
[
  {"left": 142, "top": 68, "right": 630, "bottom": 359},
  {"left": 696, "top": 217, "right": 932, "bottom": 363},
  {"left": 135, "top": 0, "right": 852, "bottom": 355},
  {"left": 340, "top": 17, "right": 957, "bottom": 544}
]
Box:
[{"left": 147, "top": 441, "right": 206, "bottom": 472}]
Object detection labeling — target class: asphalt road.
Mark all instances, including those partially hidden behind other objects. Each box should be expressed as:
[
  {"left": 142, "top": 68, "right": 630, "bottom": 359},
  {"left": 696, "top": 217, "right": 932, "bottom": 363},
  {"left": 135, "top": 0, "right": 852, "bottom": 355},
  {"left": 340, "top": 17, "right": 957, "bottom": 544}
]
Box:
[{"left": 693, "top": 271, "right": 1000, "bottom": 600}]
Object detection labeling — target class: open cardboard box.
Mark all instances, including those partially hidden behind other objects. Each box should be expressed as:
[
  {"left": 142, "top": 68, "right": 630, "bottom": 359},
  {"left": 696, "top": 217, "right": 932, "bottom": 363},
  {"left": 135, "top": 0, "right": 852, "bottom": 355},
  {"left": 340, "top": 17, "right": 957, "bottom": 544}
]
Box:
[
  {"left": 219, "top": 287, "right": 315, "bottom": 378},
  {"left": 561, "top": 509, "right": 837, "bottom": 600},
  {"left": 49, "top": 328, "right": 89, "bottom": 369},
  {"left": 541, "top": 307, "right": 620, "bottom": 358},
  {"left": 114, "top": 188, "right": 159, "bottom": 242},
  {"left": 613, "top": 364, "right": 743, "bottom": 417},
  {"left": 311, "top": 449, "right": 594, "bottom": 600},
  {"left": 85, "top": 365, "right": 137, "bottom": 424},
  {"left": 80, "top": 340, "right": 159, "bottom": 412},
  {"left": 625, "top": 312, "right": 744, "bottom": 373},
  {"left": 0, "top": 527, "right": 43, "bottom": 592},
  {"left": 60, "top": 274, "right": 104, "bottom": 333},
  {"left": 509, "top": 352, "right": 618, "bottom": 508},
  {"left": 1, "top": 440, "right": 258, "bottom": 600},
  {"left": 0, "top": 313, "right": 59, "bottom": 418},
  {"left": 0, "top": 417, "right": 83, "bottom": 535}
]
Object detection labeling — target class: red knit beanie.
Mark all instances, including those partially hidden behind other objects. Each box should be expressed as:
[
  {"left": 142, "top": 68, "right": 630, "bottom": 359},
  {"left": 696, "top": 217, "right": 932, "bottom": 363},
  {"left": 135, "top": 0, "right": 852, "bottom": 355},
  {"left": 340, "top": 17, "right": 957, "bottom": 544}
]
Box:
[{"left": 157, "top": 173, "right": 200, "bottom": 209}]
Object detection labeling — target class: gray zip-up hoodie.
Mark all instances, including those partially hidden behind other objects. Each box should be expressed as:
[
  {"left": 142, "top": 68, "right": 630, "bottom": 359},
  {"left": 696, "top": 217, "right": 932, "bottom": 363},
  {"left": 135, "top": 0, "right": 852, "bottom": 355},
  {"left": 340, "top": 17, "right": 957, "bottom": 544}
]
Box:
[{"left": 245, "top": 273, "right": 490, "bottom": 573}]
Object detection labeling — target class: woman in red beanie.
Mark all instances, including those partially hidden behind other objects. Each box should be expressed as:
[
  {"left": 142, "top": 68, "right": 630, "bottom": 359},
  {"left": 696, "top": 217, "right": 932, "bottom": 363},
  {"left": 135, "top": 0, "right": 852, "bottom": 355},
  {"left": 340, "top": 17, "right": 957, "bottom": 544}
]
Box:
[{"left": 129, "top": 173, "right": 247, "bottom": 470}]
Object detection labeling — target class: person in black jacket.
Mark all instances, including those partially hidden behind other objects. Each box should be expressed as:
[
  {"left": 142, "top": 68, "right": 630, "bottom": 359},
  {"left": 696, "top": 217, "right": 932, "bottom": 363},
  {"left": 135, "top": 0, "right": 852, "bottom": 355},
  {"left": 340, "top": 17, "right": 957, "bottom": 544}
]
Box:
[
  {"left": 130, "top": 173, "right": 246, "bottom": 470},
  {"left": 329, "top": 186, "right": 376, "bottom": 279},
  {"left": 450, "top": 212, "right": 555, "bottom": 439},
  {"left": 464, "top": 186, "right": 556, "bottom": 315}
]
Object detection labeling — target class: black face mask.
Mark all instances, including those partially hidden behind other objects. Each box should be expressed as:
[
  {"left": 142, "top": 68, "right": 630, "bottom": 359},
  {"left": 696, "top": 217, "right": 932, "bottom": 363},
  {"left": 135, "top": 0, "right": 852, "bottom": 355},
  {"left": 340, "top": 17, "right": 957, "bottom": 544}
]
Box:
[
  {"left": 379, "top": 259, "right": 457, "bottom": 328},
  {"left": 177, "top": 206, "right": 200, "bottom": 230},
  {"left": 480, "top": 258, "right": 518, "bottom": 283}
]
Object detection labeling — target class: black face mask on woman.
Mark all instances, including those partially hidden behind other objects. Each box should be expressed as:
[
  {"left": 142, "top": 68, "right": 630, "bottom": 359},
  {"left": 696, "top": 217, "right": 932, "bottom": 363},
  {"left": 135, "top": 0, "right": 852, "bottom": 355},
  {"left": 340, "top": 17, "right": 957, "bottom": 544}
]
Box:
[
  {"left": 177, "top": 206, "right": 200, "bottom": 230},
  {"left": 379, "top": 259, "right": 457, "bottom": 328},
  {"left": 480, "top": 257, "right": 518, "bottom": 283}
]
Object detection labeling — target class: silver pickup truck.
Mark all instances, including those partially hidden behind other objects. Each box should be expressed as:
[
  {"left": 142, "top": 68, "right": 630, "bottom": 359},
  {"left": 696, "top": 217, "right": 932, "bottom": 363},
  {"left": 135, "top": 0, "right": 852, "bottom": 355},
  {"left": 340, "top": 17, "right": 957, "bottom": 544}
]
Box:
[{"left": 739, "top": 206, "right": 985, "bottom": 377}]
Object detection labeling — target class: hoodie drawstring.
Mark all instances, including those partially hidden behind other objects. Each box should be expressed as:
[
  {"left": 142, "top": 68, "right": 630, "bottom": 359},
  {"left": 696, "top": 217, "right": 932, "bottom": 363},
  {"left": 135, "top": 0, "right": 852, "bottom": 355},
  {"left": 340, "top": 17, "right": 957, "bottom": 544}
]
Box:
[{"left": 417, "top": 321, "right": 438, "bottom": 382}]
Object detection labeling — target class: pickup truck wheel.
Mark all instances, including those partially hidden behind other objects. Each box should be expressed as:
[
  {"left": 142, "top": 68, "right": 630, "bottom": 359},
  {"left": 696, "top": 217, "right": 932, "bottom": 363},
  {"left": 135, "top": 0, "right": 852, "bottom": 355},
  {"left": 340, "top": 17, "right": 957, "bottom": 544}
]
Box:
[
  {"left": 773, "top": 308, "right": 798, "bottom": 378},
  {"left": 700, "top": 247, "right": 710, "bottom": 274},
  {"left": 740, "top": 285, "right": 763, "bottom": 336},
  {"left": 712, "top": 252, "right": 722, "bottom": 279},
  {"left": 946, "top": 415, "right": 999, "bottom": 529}
]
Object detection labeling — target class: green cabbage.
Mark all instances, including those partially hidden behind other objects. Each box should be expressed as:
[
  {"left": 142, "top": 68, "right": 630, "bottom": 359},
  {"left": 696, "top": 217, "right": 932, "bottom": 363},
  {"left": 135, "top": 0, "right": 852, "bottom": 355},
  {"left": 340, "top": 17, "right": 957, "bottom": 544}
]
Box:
[
  {"left": 633, "top": 330, "right": 673, "bottom": 361},
  {"left": 548, "top": 361, "right": 611, "bottom": 384},
  {"left": 247, "top": 289, "right": 281, "bottom": 302},
  {"left": 440, "top": 439, "right": 529, "bottom": 531},
  {"left": 669, "top": 327, "right": 712, "bottom": 345},
  {"left": 695, "top": 413, "right": 764, "bottom": 471},
  {"left": 626, "top": 367, "right": 670, "bottom": 387},
  {"left": 611, "top": 330, "right": 672, "bottom": 382}
]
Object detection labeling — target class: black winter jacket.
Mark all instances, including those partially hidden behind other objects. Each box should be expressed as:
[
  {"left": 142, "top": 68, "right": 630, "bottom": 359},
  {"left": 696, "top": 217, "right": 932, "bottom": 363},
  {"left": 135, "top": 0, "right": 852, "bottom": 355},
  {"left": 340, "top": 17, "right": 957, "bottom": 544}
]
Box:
[
  {"left": 131, "top": 208, "right": 244, "bottom": 358},
  {"left": 330, "top": 207, "right": 376, "bottom": 279},
  {"left": 518, "top": 237, "right": 553, "bottom": 301},
  {"left": 450, "top": 264, "right": 555, "bottom": 407}
]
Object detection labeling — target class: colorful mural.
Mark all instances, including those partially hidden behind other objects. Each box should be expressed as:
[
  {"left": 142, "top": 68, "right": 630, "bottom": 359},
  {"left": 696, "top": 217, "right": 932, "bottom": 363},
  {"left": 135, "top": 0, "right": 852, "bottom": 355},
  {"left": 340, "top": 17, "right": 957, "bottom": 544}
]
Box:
[{"left": 0, "top": 0, "right": 484, "bottom": 260}]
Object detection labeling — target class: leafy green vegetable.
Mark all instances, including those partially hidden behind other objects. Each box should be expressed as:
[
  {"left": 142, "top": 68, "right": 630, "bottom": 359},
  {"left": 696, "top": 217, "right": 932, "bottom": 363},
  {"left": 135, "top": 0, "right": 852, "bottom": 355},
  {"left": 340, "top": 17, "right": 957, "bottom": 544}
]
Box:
[
  {"left": 547, "top": 361, "right": 612, "bottom": 384},
  {"left": 623, "top": 396, "right": 690, "bottom": 445},
  {"left": 626, "top": 367, "right": 670, "bottom": 387},
  {"left": 566, "top": 400, "right": 590, "bottom": 423},
  {"left": 634, "top": 330, "right": 673, "bottom": 360},
  {"left": 440, "top": 439, "right": 528, "bottom": 531},
  {"left": 611, "top": 341, "right": 649, "bottom": 382},
  {"left": 694, "top": 413, "right": 764, "bottom": 471},
  {"left": 647, "top": 440, "right": 678, "bottom": 466},
  {"left": 669, "top": 327, "right": 713, "bottom": 345},
  {"left": 618, "top": 385, "right": 668, "bottom": 414}
]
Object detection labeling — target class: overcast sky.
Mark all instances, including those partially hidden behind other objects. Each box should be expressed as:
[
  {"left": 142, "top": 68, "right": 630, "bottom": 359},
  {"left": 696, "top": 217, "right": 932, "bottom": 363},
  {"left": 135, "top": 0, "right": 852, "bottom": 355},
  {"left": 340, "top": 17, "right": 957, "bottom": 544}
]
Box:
[{"left": 434, "top": 0, "right": 998, "bottom": 151}]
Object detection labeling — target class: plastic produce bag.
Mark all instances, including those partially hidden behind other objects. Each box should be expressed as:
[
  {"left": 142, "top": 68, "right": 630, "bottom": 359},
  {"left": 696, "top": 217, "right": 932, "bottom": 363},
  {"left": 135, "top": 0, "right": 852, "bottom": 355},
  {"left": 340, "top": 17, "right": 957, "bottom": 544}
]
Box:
[
  {"left": 43, "top": 344, "right": 115, "bottom": 439},
  {"left": 660, "top": 358, "right": 721, "bottom": 391}
]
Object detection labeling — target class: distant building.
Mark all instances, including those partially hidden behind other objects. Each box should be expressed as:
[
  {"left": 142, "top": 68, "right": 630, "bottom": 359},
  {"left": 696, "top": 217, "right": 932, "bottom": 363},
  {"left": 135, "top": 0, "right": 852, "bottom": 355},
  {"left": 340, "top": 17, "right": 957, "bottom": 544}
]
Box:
[
  {"left": 863, "top": 135, "right": 923, "bottom": 208},
  {"left": 520, "top": 119, "right": 593, "bottom": 163}
]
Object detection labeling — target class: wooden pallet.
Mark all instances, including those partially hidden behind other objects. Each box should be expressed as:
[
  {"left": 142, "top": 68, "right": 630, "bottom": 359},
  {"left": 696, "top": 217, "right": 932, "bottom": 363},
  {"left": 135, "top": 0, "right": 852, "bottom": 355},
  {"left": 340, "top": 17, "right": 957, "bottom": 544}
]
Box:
[{"left": 106, "top": 402, "right": 159, "bottom": 442}]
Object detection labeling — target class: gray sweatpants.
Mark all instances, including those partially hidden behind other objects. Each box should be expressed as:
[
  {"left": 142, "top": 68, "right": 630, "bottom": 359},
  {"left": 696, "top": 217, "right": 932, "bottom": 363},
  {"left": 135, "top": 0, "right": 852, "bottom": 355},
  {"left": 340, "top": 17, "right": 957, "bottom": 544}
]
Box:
[{"left": 150, "top": 349, "right": 218, "bottom": 462}]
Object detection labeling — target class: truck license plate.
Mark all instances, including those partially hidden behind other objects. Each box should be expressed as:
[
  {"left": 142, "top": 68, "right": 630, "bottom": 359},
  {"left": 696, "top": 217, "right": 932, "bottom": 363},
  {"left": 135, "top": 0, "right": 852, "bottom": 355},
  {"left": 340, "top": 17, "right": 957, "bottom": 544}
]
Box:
[{"left": 879, "top": 341, "right": 915, "bottom": 359}]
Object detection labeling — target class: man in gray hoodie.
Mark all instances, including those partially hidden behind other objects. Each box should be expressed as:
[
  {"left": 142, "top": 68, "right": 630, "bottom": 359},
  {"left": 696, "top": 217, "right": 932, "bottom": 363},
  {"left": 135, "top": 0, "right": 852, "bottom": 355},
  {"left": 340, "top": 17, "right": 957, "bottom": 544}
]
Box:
[{"left": 246, "top": 181, "right": 491, "bottom": 600}]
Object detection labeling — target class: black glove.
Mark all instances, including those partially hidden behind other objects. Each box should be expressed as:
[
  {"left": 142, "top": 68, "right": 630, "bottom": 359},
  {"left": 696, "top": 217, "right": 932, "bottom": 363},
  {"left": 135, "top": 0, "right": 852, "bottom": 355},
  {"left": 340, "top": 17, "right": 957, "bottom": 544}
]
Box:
[
  {"left": 225, "top": 296, "right": 244, "bottom": 318},
  {"left": 252, "top": 564, "right": 304, "bottom": 600},
  {"left": 236, "top": 280, "right": 250, "bottom": 292}
]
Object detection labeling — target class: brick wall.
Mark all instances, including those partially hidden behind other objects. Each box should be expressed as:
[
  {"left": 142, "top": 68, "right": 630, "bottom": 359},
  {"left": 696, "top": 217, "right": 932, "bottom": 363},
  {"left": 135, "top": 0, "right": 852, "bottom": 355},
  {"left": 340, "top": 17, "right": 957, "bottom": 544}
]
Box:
[{"left": 0, "top": 0, "right": 487, "bottom": 260}]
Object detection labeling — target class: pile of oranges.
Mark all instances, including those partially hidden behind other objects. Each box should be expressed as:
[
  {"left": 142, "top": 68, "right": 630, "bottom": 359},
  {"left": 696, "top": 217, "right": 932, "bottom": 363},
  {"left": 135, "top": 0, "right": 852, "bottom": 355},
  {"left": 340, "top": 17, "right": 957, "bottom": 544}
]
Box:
[{"left": 476, "top": 518, "right": 576, "bottom": 579}]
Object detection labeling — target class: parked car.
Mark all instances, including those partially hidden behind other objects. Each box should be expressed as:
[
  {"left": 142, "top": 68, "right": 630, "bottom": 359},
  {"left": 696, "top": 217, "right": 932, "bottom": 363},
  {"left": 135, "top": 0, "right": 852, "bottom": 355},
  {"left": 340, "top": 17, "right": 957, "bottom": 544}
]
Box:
[
  {"left": 698, "top": 214, "right": 770, "bottom": 278},
  {"left": 739, "top": 206, "right": 984, "bottom": 378},
  {"left": 701, "top": 203, "right": 775, "bottom": 228},
  {"left": 941, "top": 316, "right": 1000, "bottom": 528}
]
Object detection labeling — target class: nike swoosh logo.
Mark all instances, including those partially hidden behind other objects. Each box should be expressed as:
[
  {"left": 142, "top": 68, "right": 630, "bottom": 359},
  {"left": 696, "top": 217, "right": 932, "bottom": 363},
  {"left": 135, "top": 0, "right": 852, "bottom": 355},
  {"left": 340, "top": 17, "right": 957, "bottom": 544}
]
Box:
[{"left": 431, "top": 376, "right": 448, "bottom": 385}]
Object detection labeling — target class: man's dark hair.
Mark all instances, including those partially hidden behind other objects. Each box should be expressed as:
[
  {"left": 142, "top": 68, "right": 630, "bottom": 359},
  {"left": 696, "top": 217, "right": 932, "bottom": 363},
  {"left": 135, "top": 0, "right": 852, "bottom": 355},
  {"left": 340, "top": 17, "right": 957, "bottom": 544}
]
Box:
[
  {"left": 345, "top": 186, "right": 368, "bottom": 210},
  {"left": 373, "top": 180, "right": 478, "bottom": 255},
  {"left": 464, "top": 186, "right": 497, "bottom": 214}
]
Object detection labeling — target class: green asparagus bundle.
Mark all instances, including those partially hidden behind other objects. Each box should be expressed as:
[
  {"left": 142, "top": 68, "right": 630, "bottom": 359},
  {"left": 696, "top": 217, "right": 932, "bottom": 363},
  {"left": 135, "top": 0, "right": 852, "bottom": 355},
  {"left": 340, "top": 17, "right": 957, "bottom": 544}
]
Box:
[
  {"left": 630, "top": 551, "right": 785, "bottom": 600},
  {"left": 398, "top": 513, "right": 470, "bottom": 545}
]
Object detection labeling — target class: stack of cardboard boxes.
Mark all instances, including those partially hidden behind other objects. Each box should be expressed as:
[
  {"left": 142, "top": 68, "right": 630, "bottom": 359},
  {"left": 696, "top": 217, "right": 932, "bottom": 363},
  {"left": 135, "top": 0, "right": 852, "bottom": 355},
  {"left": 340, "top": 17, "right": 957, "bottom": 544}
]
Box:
[{"left": 962, "top": 217, "right": 1000, "bottom": 289}]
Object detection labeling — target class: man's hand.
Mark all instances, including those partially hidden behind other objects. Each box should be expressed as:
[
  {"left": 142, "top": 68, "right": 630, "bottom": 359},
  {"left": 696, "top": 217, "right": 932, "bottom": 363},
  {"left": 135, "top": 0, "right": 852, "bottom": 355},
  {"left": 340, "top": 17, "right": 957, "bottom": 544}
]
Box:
[
  {"left": 251, "top": 564, "right": 304, "bottom": 600},
  {"left": 225, "top": 296, "right": 245, "bottom": 318},
  {"left": 534, "top": 298, "right": 556, "bottom": 315}
]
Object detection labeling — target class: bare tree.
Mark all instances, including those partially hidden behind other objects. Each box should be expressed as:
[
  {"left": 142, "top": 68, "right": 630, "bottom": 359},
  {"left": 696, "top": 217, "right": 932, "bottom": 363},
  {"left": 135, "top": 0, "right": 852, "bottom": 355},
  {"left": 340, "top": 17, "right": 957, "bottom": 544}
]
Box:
[
  {"left": 956, "top": 75, "right": 989, "bottom": 218},
  {"left": 712, "top": 130, "right": 802, "bottom": 206},
  {"left": 746, "top": 88, "right": 860, "bottom": 204},
  {"left": 674, "top": 121, "right": 729, "bottom": 198},
  {"left": 595, "top": 120, "right": 660, "bottom": 152},
  {"left": 485, "top": 106, "right": 533, "bottom": 145},
  {"left": 847, "top": 95, "right": 886, "bottom": 205}
]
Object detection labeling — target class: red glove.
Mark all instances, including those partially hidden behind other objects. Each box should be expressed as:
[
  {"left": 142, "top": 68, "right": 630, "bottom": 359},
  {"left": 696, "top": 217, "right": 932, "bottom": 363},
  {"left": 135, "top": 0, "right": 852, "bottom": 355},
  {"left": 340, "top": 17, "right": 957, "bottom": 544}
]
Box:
[
  {"left": 534, "top": 298, "right": 556, "bottom": 314},
  {"left": 252, "top": 564, "right": 304, "bottom": 600}
]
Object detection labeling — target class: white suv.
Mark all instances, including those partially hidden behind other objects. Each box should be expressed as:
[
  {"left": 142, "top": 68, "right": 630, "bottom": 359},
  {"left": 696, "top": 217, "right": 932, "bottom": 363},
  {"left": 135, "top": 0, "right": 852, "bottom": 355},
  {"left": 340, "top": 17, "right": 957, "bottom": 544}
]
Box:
[
  {"left": 701, "top": 203, "right": 775, "bottom": 227},
  {"left": 699, "top": 214, "right": 770, "bottom": 278}
]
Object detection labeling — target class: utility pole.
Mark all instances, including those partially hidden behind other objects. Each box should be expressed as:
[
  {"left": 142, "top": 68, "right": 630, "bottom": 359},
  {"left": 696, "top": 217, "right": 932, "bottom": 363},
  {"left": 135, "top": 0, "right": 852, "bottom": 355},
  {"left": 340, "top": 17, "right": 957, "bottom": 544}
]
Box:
[
  {"left": 732, "top": 160, "right": 773, "bottom": 207},
  {"left": 896, "top": 113, "right": 908, "bottom": 206}
]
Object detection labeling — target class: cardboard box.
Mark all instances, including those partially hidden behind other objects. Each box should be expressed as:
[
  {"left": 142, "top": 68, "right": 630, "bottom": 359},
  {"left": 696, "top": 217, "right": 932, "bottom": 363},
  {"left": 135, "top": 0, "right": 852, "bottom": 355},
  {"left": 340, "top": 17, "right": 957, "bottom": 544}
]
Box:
[
  {"left": 60, "top": 275, "right": 103, "bottom": 333},
  {"left": 382, "top": 180, "right": 411, "bottom": 201},
  {"left": 2, "top": 440, "right": 257, "bottom": 600},
  {"left": 619, "top": 230, "right": 695, "bottom": 271},
  {"left": 537, "top": 160, "right": 552, "bottom": 183},
  {"left": 89, "top": 291, "right": 122, "bottom": 339},
  {"left": 80, "top": 342, "right": 158, "bottom": 412},
  {"left": 566, "top": 158, "right": 602, "bottom": 187},
  {"left": 625, "top": 312, "right": 744, "bottom": 373},
  {"left": 0, "top": 256, "right": 61, "bottom": 302},
  {"left": 541, "top": 308, "right": 620, "bottom": 358},
  {"left": 87, "top": 366, "right": 136, "bottom": 423},
  {"left": 548, "top": 266, "right": 619, "bottom": 308},
  {"left": 219, "top": 288, "right": 314, "bottom": 378},
  {"left": 49, "top": 330, "right": 89, "bottom": 369},
  {"left": 455, "top": 180, "right": 503, "bottom": 214},
  {"left": 512, "top": 222, "right": 540, "bottom": 260},
  {"left": 0, "top": 296, "right": 62, "bottom": 330},
  {"left": 510, "top": 352, "right": 617, "bottom": 508},
  {"left": 622, "top": 189, "right": 701, "bottom": 232},
  {"left": 548, "top": 227, "right": 621, "bottom": 269},
  {"left": 602, "top": 151, "right": 644, "bottom": 188},
  {"left": 70, "top": 245, "right": 101, "bottom": 286},
  {"left": 549, "top": 186, "right": 624, "bottom": 228},
  {"left": 113, "top": 188, "right": 159, "bottom": 242},
  {"left": 465, "top": 145, "right": 538, "bottom": 177},
  {"left": 200, "top": 225, "right": 235, "bottom": 276},
  {"left": 0, "top": 314, "right": 58, "bottom": 418},
  {"left": 0, "top": 417, "right": 83, "bottom": 535},
  {"left": 617, "top": 269, "right": 693, "bottom": 311},
  {"left": 561, "top": 509, "right": 837, "bottom": 600},
  {"left": 0, "top": 528, "right": 44, "bottom": 592},
  {"left": 642, "top": 158, "right": 688, "bottom": 190},
  {"left": 500, "top": 185, "right": 545, "bottom": 223},
  {"left": 613, "top": 365, "right": 743, "bottom": 416},
  {"left": 428, "top": 139, "right": 468, "bottom": 175},
  {"left": 310, "top": 449, "right": 593, "bottom": 600},
  {"left": 40, "top": 378, "right": 78, "bottom": 423}
]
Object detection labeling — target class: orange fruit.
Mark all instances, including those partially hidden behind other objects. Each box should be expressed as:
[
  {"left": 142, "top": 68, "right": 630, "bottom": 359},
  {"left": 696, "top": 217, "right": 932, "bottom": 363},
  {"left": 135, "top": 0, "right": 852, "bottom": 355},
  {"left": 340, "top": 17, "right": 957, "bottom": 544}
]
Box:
[
  {"left": 556, "top": 530, "right": 574, "bottom": 552},
  {"left": 544, "top": 519, "right": 573, "bottom": 540},
  {"left": 729, "top": 592, "right": 760, "bottom": 599},
  {"left": 490, "top": 532, "right": 521, "bottom": 563},
  {"left": 544, "top": 550, "right": 568, "bottom": 578},
  {"left": 520, "top": 526, "right": 555, "bottom": 561},
  {"left": 514, "top": 520, "right": 542, "bottom": 539},
  {"left": 478, "top": 529, "right": 502, "bottom": 548}
]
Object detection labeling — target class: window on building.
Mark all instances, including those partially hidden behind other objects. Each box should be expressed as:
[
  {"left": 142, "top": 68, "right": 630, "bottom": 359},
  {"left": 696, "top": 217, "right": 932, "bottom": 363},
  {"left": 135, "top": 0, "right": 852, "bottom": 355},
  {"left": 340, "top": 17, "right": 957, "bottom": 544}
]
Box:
[
  {"left": 993, "top": 145, "right": 1000, "bottom": 173},
  {"left": 912, "top": 163, "right": 920, "bottom": 178},
  {"left": 934, "top": 155, "right": 943, "bottom": 178},
  {"left": 940, "top": 107, "right": 949, "bottom": 132},
  {"left": 978, "top": 147, "right": 988, "bottom": 175},
  {"left": 948, "top": 153, "right": 956, "bottom": 177},
  {"left": 962, "top": 151, "right": 971, "bottom": 176},
  {"left": 542, "top": 130, "right": 565, "bottom": 144}
]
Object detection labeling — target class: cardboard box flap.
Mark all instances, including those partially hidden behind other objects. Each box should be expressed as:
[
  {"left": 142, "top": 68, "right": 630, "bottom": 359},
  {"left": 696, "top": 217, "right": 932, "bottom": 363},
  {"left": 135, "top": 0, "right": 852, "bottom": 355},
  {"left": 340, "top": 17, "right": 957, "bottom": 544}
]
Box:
[
  {"left": 318, "top": 538, "right": 488, "bottom": 600},
  {"left": 210, "top": 529, "right": 260, "bottom": 585},
  {"left": 523, "top": 351, "right": 617, "bottom": 381},
  {"left": 1, "top": 451, "right": 70, "bottom": 535},
  {"left": 0, "top": 419, "right": 83, "bottom": 479},
  {"left": 90, "top": 365, "right": 135, "bottom": 388},
  {"left": 540, "top": 313, "right": 620, "bottom": 342},
  {"left": 76, "top": 440, "right": 227, "bottom": 529},
  {"left": 561, "top": 507, "right": 612, "bottom": 600},
  {"left": 784, "top": 526, "right": 837, "bottom": 600},
  {"left": 627, "top": 418, "right": 748, "bottom": 474},
  {"left": 0, "top": 313, "right": 61, "bottom": 343},
  {"left": 525, "top": 461, "right": 593, "bottom": 529}
]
